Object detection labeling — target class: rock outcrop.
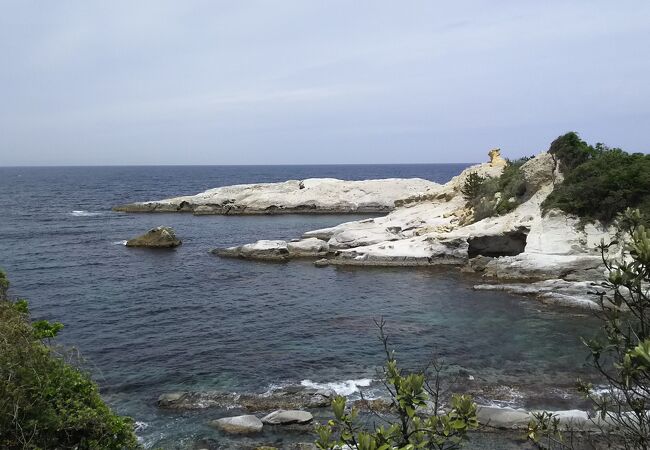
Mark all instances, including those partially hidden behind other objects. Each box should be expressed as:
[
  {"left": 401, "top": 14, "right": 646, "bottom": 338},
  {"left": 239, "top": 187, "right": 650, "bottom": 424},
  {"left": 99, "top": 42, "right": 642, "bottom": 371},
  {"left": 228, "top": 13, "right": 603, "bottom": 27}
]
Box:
[
  {"left": 210, "top": 415, "right": 263, "bottom": 434},
  {"left": 213, "top": 150, "right": 620, "bottom": 308},
  {"left": 488, "top": 148, "right": 507, "bottom": 167},
  {"left": 113, "top": 178, "right": 439, "bottom": 215},
  {"left": 125, "top": 226, "right": 182, "bottom": 248},
  {"left": 261, "top": 410, "right": 313, "bottom": 425}
]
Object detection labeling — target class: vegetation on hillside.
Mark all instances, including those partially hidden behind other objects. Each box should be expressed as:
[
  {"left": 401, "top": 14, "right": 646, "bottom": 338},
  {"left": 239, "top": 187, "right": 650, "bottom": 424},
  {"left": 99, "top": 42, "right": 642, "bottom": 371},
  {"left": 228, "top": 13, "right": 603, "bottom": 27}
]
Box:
[
  {"left": 0, "top": 270, "right": 138, "bottom": 450},
  {"left": 542, "top": 132, "right": 650, "bottom": 224},
  {"left": 462, "top": 157, "right": 532, "bottom": 222}
]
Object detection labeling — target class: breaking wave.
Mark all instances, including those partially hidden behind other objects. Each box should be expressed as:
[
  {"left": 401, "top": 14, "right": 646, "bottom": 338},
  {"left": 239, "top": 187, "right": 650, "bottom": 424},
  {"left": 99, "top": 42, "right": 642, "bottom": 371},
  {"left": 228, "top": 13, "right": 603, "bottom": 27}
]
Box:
[
  {"left": 70, "top": 210, "right": 103, "bottom": 217},
  {"left": 300, "top": 378, "right": 374, "bottom": 397}
]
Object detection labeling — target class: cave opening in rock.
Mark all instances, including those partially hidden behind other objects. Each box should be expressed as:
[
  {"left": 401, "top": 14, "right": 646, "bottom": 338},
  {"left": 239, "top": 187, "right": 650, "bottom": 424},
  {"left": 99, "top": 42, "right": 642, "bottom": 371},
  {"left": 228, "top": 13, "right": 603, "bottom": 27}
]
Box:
[{"left": 467, "top": 229, "right": 529, "bottom": 258}]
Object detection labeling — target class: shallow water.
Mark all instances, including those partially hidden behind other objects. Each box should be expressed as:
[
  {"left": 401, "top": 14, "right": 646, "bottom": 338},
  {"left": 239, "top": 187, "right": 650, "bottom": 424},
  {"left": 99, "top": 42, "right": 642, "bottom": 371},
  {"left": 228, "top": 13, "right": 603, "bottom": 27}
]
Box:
[{"left": 0, "top": 165, "right": 599, "bottom": 448}]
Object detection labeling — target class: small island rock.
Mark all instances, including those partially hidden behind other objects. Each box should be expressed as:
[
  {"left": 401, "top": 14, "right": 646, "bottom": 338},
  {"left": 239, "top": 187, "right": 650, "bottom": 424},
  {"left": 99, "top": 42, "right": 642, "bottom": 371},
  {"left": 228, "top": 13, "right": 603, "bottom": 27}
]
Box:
[{"left": 126, "top": 226, "right": 181, "bottom": 248}]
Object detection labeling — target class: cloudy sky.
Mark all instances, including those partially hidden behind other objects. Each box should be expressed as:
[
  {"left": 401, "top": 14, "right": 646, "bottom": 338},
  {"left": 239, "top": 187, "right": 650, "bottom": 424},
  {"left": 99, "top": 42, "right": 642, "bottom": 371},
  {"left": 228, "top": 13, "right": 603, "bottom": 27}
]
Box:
[{"left": 1, "top": 1, "right": 649, "bottom": 165}]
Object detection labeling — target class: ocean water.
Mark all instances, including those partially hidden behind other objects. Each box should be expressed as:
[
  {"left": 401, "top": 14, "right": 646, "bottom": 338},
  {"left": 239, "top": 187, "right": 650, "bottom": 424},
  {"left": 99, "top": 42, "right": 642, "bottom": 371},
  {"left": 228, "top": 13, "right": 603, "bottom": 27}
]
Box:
[{"left": 0, "top": 165, "right": 598, "bottom": 449}]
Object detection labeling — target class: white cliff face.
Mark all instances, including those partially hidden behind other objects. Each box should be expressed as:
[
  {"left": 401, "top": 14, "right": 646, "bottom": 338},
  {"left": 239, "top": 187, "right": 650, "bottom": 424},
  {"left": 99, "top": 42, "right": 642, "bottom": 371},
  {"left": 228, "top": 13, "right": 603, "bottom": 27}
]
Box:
[
  {"left": 213, "top": 151, "right": 621, "bottom": 307},
  {"left": 113, "top": 178, "right": 439, "bottom": 215}
]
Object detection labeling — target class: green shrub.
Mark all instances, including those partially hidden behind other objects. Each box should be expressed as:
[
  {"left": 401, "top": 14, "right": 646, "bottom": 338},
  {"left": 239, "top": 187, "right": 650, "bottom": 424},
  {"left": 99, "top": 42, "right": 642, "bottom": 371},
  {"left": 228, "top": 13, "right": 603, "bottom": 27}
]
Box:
[
  {"left": 0, "top": 270, "right": 138, "bottom": 449},
  {"left": 467, "top": 157, "right": 532, "bottom": 222},
  {"left": 461, "top": 172, "right": 486, "bottom": 201},
  {"left": 547, "top": 131, "right": 599, "bottom": 173},
  {"left": 542, "top": 133, "right": 650, "bottom": 224},
  {"left": 315, "top": 319, "right": 478, "bottom": 450}
]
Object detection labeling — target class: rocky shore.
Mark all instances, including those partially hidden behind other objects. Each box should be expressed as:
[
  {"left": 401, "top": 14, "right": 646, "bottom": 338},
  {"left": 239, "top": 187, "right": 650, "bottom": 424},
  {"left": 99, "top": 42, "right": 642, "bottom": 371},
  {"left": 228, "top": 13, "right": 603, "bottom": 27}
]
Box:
[
  {"left": 156, "top": 384, "right": 608, "bottom": 445},
  {"left": 210, "top": 150, "right": 619, "bottom": 308},
  {"left": 112, "top": 178, "right": 438, "bottom": 215}
]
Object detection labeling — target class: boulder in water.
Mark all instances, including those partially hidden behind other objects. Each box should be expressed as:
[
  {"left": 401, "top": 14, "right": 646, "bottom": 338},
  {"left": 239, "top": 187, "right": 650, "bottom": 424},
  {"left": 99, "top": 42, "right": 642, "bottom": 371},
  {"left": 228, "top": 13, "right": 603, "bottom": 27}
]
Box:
[
  {"left": 261, "top": 410, "right": 313, "bottom": 425},
  {"left": 209, "top": 415, "right": 263, "bottom": 434},
  {"left": 126, "top": 226, "right": 181, "bottom": 248}
]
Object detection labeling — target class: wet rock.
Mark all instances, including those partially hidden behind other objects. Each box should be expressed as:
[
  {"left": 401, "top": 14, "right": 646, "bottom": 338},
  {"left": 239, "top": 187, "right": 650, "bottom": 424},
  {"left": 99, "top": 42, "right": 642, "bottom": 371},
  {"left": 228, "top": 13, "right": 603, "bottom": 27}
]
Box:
[
  {"left": 261, "top": 410, "right": 313, "bottom": 425},
  {"left": 125, "top": 226, "right": 181, "bottom": 248},
  {"left": 210, "top": 415, "right": 263, "bottom": 434},
  {"left": 157, "top": 386, "right": 335, "bottom": 411},
  {"left": 213, "top": 240, "right": 290, "bottom": 261}
]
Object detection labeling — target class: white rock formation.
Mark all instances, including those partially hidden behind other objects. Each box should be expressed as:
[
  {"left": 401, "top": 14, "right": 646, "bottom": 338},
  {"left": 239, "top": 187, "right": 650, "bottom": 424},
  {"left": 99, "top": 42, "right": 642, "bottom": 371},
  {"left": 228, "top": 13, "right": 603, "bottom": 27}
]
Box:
[
  {"left": 210, "top": 415, "right": 263, "bottom": 433},
  {"left": 214, "top": 151, "right": 621, "bottom": 307},
  {"left": 113, "top": 178, "right": 439, "bottom": 215},
  {"left": 261, "top": 409, "right": 314, "bottom": 425}
]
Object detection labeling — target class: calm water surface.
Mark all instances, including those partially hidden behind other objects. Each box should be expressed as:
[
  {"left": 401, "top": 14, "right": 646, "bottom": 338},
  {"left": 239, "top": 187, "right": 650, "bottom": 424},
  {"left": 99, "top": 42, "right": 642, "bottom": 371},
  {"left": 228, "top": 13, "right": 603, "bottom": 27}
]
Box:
[{"left": 0, "top": 165, "right": 598, "bottom": 448}]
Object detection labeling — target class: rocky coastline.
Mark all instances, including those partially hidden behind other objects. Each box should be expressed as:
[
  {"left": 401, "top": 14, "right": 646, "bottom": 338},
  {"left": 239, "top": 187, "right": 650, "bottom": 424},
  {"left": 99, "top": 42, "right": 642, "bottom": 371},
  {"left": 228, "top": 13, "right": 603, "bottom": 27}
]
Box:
[{"left": 208, "top": 150, "right": 618, "bottom": 309}]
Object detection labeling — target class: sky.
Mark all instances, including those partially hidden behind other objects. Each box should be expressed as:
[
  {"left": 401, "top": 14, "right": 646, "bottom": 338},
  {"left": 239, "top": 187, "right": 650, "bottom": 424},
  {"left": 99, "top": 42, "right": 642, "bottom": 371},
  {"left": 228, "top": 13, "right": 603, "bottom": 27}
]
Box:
[{"left": 0, "top": 1, "right": 649, "bottom": 166}]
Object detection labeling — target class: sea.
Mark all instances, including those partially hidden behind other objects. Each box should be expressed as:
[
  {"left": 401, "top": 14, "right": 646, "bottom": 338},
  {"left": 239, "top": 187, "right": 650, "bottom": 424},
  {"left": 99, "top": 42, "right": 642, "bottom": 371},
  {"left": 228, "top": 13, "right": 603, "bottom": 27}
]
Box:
[{"left": 0, "top": 164, "right": 599, "bottom": 449}]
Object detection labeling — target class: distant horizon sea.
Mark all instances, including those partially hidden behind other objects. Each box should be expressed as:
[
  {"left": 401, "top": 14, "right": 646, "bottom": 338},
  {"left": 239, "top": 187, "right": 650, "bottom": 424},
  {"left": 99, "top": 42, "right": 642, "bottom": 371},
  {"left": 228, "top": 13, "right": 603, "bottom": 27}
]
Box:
[{"left": 0, "top": 163, "right": 596, "bottom": 449}]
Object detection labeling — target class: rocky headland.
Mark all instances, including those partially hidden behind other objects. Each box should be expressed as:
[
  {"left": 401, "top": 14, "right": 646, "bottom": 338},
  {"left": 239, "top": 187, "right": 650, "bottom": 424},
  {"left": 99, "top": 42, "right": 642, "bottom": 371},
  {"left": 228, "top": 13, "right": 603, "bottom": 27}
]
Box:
[
  {"left": 113, "top": 144, "right": 628, "bottom": 308},
  {"left": 212, "top": 149, "right": 619, "bottom": 308}
]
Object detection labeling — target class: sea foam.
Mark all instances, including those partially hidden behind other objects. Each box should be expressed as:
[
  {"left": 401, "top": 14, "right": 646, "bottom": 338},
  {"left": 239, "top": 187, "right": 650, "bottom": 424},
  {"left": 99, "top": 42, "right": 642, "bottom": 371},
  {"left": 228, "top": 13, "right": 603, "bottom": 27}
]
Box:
[
  {"left": 70, "top": 210, "right": 102, "bottom": 217},
  {"left": 300, "top": 378, "right": 373, "bottom": 397}
]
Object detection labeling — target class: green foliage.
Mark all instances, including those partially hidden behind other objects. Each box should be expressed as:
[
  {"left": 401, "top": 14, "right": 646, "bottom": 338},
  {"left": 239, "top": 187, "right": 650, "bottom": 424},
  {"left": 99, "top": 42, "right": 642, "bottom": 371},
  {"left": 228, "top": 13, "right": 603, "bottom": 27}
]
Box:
[
  {"left": 0, "top": 275, "right": 138, "bottom": 449},
  {"left": 467, "top": 157, "right": 531, "bottom": 222},
  {"left": 547, "top": 131, "right": 597, "bottom": 174},
  {"left": 460, "top": 172, "right": 485, "bottom": 201},
  {"left": 527, "top": 209, "right": 650, "bottom": 449},
  {"left": 542, "top": 132, "right": 650, "bottom": 224},
  {"left": 315, "top": 320, "right": 478, "bottom": 450},
  {"left": 0, "top": 269, "right": 8, "bottom": 300}
]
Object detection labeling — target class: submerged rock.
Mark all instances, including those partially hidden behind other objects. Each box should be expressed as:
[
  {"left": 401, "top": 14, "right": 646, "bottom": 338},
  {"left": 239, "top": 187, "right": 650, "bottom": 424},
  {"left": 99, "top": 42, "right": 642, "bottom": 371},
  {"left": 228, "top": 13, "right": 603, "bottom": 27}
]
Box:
[
  {"left": 157, "top": 386, "right": 335, "bottom": 411},
  {"left": 125, "top": 226, "right": 181, "bottom": 248},
  {"left": 210, "top": 415, "right": 263, "bottom": 434}
]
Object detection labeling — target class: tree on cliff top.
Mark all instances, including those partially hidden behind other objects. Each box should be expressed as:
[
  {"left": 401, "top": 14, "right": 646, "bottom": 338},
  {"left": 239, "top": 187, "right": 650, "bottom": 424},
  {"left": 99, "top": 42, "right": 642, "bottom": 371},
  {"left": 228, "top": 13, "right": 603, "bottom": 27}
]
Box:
[
  {"left": 542, "top": 132, "right": 650, "bottom": 224},
  {"left": 0, "top": 269, "right": 139, "bottom": 449}
]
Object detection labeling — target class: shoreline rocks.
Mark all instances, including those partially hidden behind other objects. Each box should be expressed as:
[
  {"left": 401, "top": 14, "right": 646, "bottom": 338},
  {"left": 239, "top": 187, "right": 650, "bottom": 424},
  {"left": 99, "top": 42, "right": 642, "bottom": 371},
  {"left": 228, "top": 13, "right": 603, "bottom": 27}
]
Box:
[
  {"left": 157, "top": 386, "right": 335, "bottom": 411},
  {"left": 125, "top": 226, "right": 182, "bottom": 248},
  {"left": 113, "top": 178, "right": 439, "bottom": 215},
  {"left": 210, "top": 415, "right": 263, "bottom": 434},
  {"left": 261, "top": 410, "right": 313, "bottom": 425},
  {"left": 210, "top": 151, "right": 620, "bottom": 308}
]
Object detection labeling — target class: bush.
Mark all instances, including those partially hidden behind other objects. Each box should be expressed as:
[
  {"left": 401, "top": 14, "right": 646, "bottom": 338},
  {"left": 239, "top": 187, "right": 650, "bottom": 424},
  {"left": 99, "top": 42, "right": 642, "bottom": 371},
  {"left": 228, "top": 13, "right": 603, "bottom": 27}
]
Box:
[
  {"left": 467, "top": 157, "right": 532, "bottom": 222},
  {"left": 542, "top": 133, "right": 650, "bottom": 224},
  {"left": 0, "top": 270, "right": 138, "bottom": 450},
  {"left": 461, "top": 172, "right": 486, "bottom": 201},
  {"left": 547, "top": 131, "right": 598, "bottom": 174},
  {"left": 315, "top": 319, "right": 478, "bottom": 450}
]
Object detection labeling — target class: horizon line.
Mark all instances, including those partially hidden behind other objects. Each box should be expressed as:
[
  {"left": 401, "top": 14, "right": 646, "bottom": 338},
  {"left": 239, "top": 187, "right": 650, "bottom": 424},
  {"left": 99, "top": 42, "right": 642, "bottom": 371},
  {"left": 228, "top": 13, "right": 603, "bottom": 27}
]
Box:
[{"left": 0, "top": 162, "right": 478, "bottom": 168}]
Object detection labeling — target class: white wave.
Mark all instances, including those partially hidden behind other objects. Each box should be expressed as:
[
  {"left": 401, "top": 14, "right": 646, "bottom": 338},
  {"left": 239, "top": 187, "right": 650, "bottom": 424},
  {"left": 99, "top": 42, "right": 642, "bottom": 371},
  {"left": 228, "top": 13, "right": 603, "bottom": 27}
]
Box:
[
  {"left": 300, "top": 378, "right": 374, "bottom": 397},
  {"left": 134, "top": 421, "right": 149, "bottom": 432},
  {"left": 70, "top": 210, "right": 102, "bottom": 217},
  {"left": 112, "top": 240, "right": 128, "bottom": 245}
]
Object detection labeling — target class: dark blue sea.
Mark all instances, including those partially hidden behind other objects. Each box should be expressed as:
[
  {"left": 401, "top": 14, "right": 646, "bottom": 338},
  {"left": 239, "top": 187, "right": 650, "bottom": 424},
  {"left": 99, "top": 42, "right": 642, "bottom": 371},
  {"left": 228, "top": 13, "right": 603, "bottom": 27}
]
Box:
[{"left": 0, "top": 165, "right": 597, "bottom": 449}]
